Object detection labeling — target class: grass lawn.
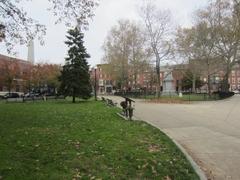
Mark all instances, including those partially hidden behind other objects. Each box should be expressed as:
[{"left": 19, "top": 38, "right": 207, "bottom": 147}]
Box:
[
  {"left": 0, "top": 100, "right": 199, "bottom": 179},
  {"left": 181, "top": 94, "right": 219, "bottom": 101},
  {"left": 137, "top": 93, "right": 219, "bottom": 102}
]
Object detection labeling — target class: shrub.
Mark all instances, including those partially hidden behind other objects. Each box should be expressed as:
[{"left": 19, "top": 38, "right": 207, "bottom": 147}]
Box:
[{"left": 217, "top": 91, "right": 235, "bottom": 99}]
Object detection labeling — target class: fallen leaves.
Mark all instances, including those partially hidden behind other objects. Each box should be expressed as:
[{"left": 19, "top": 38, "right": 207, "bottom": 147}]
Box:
[{"left": 148, "top": 144, "right": 161, "bottom": 153}]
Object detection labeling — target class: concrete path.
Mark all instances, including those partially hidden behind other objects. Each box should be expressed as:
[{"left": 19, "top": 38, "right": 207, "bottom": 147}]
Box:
[{"left": 103, "top": 95, "right": 240, "bottom": 180}]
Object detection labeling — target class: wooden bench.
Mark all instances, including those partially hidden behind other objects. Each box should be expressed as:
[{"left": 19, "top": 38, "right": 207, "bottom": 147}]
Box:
[
  {"left": 56, "top": 95, "right": 65, "bottom": 99},
  {"left": 101, "top": 97, "right": 106, "bottom": 102},
  {"left": 100, "top": 97, "right": 117, "bottom": 107},
  {"left": 106, "top": 98, "right": 117, "bottom": 107}
]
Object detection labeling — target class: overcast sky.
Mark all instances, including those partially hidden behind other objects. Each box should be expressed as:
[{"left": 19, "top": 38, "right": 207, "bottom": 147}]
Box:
[{"left": 0, "top": 0, "right": 209, "bottom": 67}]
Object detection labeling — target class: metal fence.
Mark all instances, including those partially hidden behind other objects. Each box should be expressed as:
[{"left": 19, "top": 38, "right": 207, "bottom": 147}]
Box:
[
  {"left": 0, "top": 96, "right": 65, "bottom": 103},
  {"left": 114, "top": 91, "right": 232, "bottom": 101}
]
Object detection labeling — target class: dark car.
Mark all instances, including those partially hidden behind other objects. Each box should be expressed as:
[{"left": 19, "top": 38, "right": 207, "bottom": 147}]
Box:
[{"left": 3, "top": 92, "right": 20, "bottom": 99}]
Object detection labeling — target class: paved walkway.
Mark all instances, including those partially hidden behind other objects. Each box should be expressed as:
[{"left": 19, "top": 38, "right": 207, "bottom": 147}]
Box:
[{"left": 103, "top": 95, "right": 240, "bottom": 180}]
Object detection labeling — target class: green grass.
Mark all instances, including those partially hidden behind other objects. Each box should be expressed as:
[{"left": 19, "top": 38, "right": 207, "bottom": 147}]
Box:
[
  {"left": 181, "top": 94, "right": 220, "bottom": 101},
  {"left": 0, "top": 100, "right": 199, "bottom": 179}
]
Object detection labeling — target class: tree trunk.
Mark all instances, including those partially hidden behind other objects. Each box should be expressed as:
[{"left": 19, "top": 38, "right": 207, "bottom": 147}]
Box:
[
  {"left": 192, "top": 73, "right": 196, "bottom": 93},
  {"left": 207, "top": 62, "right": 211, "bottom": 96},
  {"left": 134, "top": 72, "right": 137, "bottom": 90},
  {"left": 207, "top": 74, "right": 211, "bottom": 96},
  {"left": 222, "top": 66, "right": 231, "bottom": 92},
  {"left": 72, "top": 96, "right": 75, "bottom": 103},
  {"left": 72, "top": 88, "right": 76, "bottom": 103},
  {"left": 222, "top": 74, "right": 230, "bottom": 92},
  {"left": 156, "top": 64, "right": 161, "bottom": 98}
]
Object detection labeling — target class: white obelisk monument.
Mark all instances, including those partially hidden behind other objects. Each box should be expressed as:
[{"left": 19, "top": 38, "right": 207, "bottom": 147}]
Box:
[{"left": 27, "top": 39, "right": 35, "bottom": 64}]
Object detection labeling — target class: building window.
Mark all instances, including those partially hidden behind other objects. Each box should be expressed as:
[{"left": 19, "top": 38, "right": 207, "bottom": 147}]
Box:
[
  {"left": 232, "top": 70, "right": 235, "bottom": 76},
  {"left": 232, "top": 78, "right": 236, "bottom": 84}
]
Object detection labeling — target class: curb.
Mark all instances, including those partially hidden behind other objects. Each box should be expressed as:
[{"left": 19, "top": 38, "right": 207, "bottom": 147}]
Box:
[
  {"left": 135, "top": 118, "right": 207, "bottom": 180},
  {"left": 116, "top": 112, "right": 138, "bottom": 121},
  {"left": 165, "top": 133, "right": 207, "bottom": 180}
]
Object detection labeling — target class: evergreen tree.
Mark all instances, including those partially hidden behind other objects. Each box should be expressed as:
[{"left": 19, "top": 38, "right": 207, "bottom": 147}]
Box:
[{"left": 59, "top": 27, "right": 92, "bottom": 103}]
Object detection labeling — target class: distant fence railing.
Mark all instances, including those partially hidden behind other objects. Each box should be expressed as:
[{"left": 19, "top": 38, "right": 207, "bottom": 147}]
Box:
[
  {"left": 114, "top": 91, "right": 235, "bottom": 101},
  {"left": 0, "top": 96, "right": 65, "bottom": 103}
]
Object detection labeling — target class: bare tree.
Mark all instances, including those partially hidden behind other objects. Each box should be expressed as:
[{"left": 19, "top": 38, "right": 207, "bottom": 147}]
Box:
[
  {"left": 128, "top": 22, "right": 151, "bottom": 89},
  {"left": 140, "top": 0, "right": 173, "bottom": 97},
  {"left": 0, "top": 0, "right": 98, "bottom": 52},
  {"left": 103, "top": 20, "right": 150, "bottom": 90},
  {"left": 103, "top": 20, "right": 131, "bottom": 90},
  {"left": 175, "top": 22, "right": 223, "bottom": 95},
  {"left": 175, "top": 27, "right": 203, "bottom": 93},
  {"left": 198, "top": 0, "right": 240, "bottom": 92}
]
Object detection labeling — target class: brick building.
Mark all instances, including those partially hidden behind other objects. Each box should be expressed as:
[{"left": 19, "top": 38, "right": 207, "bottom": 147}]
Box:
[
  {"left": 229, "top": 64, "right": 240, "bottom": 91},
  {"left": 90, "top": 64, "right": 115, "bottom": 94},
  {"left": 0, "top": 54, "right": 32, "bottom": 92},
  {"left": 90, "top": 64, "right": 184, "bottom": 94},
  {"left": 91, "top": 62, "right": 240, "bottom": 94}
]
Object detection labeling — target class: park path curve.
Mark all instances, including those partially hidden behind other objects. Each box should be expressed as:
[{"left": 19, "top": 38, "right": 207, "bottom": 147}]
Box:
[{"left": 103, "top": 95, "right": 240, "bottom": 180}]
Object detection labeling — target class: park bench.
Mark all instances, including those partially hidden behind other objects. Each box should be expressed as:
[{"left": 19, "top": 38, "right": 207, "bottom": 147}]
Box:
[
  {"left": 46, "top": 96, "right": 56, "bottom": 100},
  {"left": 100, "top": 97, "right": 117, "bottom": 107},
  {"left": 101, "top": 97, "right": 106, "bottom": 102},
  {"left": 56, "top": 95, "right": 65, "bottom": 99},
  {"left": 106, "top": 98, "right": 117, "bottom": 107}
]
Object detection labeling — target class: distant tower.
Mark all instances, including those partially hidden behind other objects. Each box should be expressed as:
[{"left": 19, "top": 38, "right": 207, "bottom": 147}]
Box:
[{"left": 27, "top": 39, "right": 35, "bottom": 64}]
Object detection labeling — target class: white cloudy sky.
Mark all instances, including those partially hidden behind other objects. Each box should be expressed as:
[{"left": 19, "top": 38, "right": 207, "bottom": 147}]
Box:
[{"left": 0, "top": 0, "right": 209, "bottom": 67}]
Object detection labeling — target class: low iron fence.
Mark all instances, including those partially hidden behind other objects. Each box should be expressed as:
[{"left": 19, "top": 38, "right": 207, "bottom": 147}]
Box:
[
  {"left": 0, "top": 96, "right": 65, "bottom": 103},
  {"left": 114, "top": 91, "right": 234, "bottom": 101}
]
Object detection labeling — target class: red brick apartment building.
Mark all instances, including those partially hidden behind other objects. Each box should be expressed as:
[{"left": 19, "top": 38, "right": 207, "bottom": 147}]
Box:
[
  {"left": 229, "top": 64, "right": 240, "bottom": 91},
  {"left": 91, "top": 63, "right": 240, "bottom": 94},
  {"left": 90, "top": 64, "right": 183, "bottom": 94},
  {"left": 0, "top": 54, "right": 32, "bottom": 92},
  {"left": 90, "top": 64, "right": 115, "bottom": 94}
]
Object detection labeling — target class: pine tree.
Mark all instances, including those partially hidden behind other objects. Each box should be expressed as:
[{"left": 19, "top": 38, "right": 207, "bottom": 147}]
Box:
[{"left": 59, "top": 27, "right": 92, "bottom": 103}]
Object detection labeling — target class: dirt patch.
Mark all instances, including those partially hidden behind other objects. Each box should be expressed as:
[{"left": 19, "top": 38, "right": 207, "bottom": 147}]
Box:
[
  {"left": 144, "top": 99, "right": 190, "bottom": 104},
  {"left": 148, "top": 144, "right": 161, "bottom": 153}
]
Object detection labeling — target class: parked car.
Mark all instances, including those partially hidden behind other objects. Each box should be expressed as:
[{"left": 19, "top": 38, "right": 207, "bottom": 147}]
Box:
[
  {"left": 24, "top": 92, "right": 40, "bottom": 98},
  {"left": 0, "top": 92, "right": 7, "bottom": 99},
  {"left": 233, "top": 90, "right": 240, "bottom": 94},
  {"left": 3, "top": 92, "right": 20, "bottom": 99}
]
